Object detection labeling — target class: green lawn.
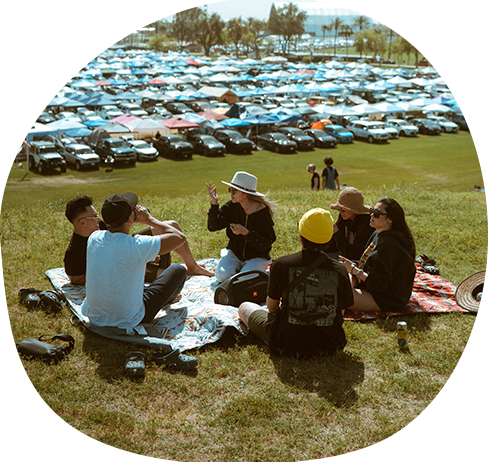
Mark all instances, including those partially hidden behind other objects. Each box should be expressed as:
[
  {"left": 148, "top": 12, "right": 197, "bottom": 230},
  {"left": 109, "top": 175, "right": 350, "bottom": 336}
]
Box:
[{"left": 2, "top": 129, "right": 486, "bottom": 462}]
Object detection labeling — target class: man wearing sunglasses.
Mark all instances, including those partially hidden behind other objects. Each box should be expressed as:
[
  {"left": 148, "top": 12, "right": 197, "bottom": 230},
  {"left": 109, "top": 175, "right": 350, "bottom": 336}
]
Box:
[{"left": 64, "top": 195, "right": 104, "bottom": 285}]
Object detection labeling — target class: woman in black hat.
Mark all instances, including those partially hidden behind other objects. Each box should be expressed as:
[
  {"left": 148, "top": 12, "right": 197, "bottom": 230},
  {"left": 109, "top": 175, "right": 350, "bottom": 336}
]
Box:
[{"left": 206, "top": 171, "right": 276, "bottom": 283}]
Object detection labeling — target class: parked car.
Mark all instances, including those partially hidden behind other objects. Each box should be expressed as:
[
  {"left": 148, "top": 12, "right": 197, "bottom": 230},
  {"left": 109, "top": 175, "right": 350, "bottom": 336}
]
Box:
[
  {"left": 62, "top": 144, "right": 100, "bottom": 170},
  {"left": 384, "top": 119, "right": 419, "bottom": 137},
  {"left": 118, "top": 102, "right": 148, "bottom": 117},
  {"left": 346, "top": 120, "right": 390, "bottom": 143},
  {"left": 411, "top": 118, "right": 441, "bottom": 135},
  {"left": 126, "top": 139, "right": 158, "bottom": 161},
  {"left": 277, "top": 127, "right": 315, "bottom": 150},
  {"left": 0, "top": 107, "right": 27, "bottom": 136},
  {"left": 153, "top": 135, "right": 193, "bottom": 159},
  {"left": 28, "top": 141, "right": 67, "bottom": 174},
  {"left": 97, "top": 105, "right": 124, "bottom": 119},
  {"left": 190, "top": 101, "right": 212, "bottom": 112},
  {"left": 91, "top": 138, "right": 137, "bottom": 165},
  {"left": 25, "top": 111, "right": 54, "bottom": 124},
  {"left": 256, "top": 132, "right": 297, "bottom": 153},
  {"left": 375, "top": 122, "right": 399, "bottom": 139},
  {"left": 303, "top": 129, "right": 337, "bottom": 148},
  {"left": 188, "top": 134, "right": 226, "bottom": 156},
  {"left": 452, "top": 112, "right": 488, "bottom": 133},
  {"left": 426, "top": 115, "right": 459, "bottom": 133},
  {"left": 164, "top": 102, "right": 194, "bottom": 115},
  {"left": 213, "top": 129, "right": 254, "bottom": 154},
  {"left": 323, "top": 124, "right": 354, "bottom": 143},
  {"left": 54, "top": 111, "right": 82, "bottom": 123},
  {"left": 146, "top": 105, "right": 172, "bottom": 117},
  {"left": 449, "top": 63, "right": 466, "bottom": 69}
]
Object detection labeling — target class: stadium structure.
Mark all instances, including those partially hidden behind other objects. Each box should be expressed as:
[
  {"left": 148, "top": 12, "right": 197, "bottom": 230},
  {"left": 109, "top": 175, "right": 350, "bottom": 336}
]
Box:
[{"left": 272, "top": 2, "right": 377, "bottom": 37}]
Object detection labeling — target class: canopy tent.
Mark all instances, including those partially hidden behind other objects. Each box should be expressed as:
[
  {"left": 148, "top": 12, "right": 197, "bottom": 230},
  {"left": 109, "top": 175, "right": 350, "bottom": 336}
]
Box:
[
  {"left": 422, "top": 103, "right": 452, "bottom": 113},
  {"left": 123, "top": 118, "right": 173, "bottom": 138},
  {"left": 0, "top": 135, "right": 27, "bottom": 162},
  {"left": 161, "top": 117, "right": 199, "bottom": 129},
  {"left": 197, "top": 109, "right": 229, "bottom": 121},
  {"left": 108, "top": 114, "right": 139, "bottom": 124},
  {"left": 219, "top": 118, "right": 251, "bottom": 128},
  {"left": 97, "top": 122, "right": 131, "bottom": 134},
  {"left": 241, "top": 114, "right": 281, "bottom": 124},
  {"left": 371, "top": 102, "right": 406, "bottom": 114},
  {"left": 178, "top": 113, "right": 207, "bottom": 124}
]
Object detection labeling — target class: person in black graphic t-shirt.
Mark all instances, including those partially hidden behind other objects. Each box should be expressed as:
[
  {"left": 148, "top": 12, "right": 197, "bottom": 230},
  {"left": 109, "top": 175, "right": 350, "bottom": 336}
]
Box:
[{"left": 239, "top": 208, "right": 354, "bottom": 357}]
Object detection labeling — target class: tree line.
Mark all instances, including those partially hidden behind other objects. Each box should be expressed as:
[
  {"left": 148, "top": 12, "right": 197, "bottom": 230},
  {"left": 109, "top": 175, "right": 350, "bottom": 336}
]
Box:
[{"left": 142, "top": 4, "right": 421, "bottom": 64}]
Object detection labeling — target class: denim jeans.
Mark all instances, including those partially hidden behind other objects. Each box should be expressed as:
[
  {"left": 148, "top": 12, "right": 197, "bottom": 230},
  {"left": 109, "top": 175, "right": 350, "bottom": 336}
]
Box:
[
  {"left": 141, "top": 264, "right": 187, "bottom": 323},
  {"left": 215, "top": 248, "right": 271, "bottom": 283}
]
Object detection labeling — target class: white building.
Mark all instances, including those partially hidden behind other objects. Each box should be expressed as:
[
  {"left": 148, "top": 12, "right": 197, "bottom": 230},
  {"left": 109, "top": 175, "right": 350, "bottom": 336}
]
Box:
[{"left": 273, "top": 2, "right": 377, "bottom": 37}]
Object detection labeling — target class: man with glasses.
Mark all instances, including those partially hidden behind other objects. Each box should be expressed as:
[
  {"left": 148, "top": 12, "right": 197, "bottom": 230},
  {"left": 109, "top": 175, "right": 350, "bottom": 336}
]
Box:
[{"left": 64, "top": 195, "right": 103, "bottom": 285}]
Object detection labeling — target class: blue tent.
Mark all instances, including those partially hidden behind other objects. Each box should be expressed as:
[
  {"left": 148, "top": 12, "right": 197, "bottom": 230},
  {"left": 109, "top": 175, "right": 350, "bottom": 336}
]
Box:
[
  {"left": 241, "top": 114, "right": 281, "bottom": 125},
  {"left": 64, "top": 127, "right": 92, "bottom": 137},
  {"left": 219, "top": 118, "right": 250, "bottom": 128}
]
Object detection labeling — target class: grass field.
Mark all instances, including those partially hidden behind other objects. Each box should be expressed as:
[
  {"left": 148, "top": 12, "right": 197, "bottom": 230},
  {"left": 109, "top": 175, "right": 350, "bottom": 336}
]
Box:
[{"left": 2, "top": 130, "right": 487, "bottom": 462}]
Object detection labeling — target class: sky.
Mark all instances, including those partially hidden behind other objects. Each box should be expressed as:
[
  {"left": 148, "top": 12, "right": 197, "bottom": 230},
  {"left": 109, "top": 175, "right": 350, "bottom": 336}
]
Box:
[{"left": 5, "top": 0, "right": 488, "bottom": 25}]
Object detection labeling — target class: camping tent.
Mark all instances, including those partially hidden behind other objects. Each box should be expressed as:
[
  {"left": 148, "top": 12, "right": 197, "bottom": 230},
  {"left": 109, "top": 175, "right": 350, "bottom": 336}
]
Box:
[{"left": 0, "top": 135, "right": 27, "bottom": 162}]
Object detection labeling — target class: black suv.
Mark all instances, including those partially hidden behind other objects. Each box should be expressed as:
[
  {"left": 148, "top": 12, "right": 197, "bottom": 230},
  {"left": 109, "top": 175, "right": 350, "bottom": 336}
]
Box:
[{"left": 213, "top": 129, "right": 254, "bottom": 154}]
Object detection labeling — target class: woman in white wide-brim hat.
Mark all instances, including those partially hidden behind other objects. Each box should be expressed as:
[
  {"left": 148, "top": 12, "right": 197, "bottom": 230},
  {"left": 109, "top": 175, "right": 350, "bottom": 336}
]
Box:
[{"left": 206, "top": 171, "right": 276, "bottom": 283}]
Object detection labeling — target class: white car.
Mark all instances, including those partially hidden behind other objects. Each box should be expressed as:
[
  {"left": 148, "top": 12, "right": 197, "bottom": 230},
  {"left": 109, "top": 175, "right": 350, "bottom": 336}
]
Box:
[
  {"left": 128, "top": 139, "right": 158, "bottom": 161},
  {"left": 62, "top": 144, "right": 100, "bottom": 170},
  {"left": 119, "top": 102, "right": 148, "bottom": 117},
  {"left": 385, "top": 119, "right": 419, "bottom": 137},
  {"left": 97, "top": 105, "right": 124, "bottom": 119},
  {"left": 449, "top": 63, "right": 466, "bottom": 69},
  {"left": 346, "top": 120, "right": 390, "bottom": 143},
  {"left": 376, "top": 121, "right": 399, "bottom": 139},
  {"left": 426, "top": 115, "right": 459, "bottom": 133}
]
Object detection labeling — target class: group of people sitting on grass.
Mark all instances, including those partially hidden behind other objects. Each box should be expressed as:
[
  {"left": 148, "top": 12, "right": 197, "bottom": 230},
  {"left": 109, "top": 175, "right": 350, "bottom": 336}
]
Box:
[{"left": 63, "top": 170, "right": 416, "bottom": 358}]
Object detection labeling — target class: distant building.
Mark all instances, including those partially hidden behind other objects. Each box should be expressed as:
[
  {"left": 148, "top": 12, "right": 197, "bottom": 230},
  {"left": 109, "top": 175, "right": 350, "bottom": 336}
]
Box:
[
  {"left": 272, "top": 2, "right": 377, "bottom": 37},
  {"left": 0, "top": 14, "right": 19, "bottom": 31}
]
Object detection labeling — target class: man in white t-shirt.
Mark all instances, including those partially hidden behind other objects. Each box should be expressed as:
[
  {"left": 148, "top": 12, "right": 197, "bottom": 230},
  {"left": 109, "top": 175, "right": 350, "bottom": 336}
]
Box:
[{"left": 81, "top": 192, "right": 188, "bottom": 331}]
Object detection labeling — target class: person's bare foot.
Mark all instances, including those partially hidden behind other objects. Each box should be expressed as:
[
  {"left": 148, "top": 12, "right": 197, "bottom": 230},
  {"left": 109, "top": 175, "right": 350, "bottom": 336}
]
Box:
[{"left": 187, "top": 264, "right": 215, "bottom": 277}]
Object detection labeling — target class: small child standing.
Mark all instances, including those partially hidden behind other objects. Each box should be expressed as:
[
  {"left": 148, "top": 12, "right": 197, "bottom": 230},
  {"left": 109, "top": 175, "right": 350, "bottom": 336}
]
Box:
[{"left": 307, "top": 164, "right": 320, "bottom": 191}]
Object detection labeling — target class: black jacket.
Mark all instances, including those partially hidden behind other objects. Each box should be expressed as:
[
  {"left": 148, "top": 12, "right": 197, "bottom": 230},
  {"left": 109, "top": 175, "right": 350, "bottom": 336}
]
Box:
[
  {"left": 358, "top": 229, "right": 416, "bottom": 311},
  {"left": 327, "top": 214, "right": 374, "bottom": 261},
  {"left": 207, "top": 201, "right": 276, "bottom": 261}
]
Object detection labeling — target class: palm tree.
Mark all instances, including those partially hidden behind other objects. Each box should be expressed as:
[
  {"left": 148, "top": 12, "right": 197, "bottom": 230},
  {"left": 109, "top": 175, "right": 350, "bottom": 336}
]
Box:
[
  {"left": 321, "top": 24, "right": 332, "bottom": 56},
  {"left": 95, "top": 13, "right": 103, "bottom": 40},
  {"left": 340, "top": 25, "right": 353, "bottom": 60},
  {"left": 329, "top": 18, "right": 343, "bottom": 56},
  {"left": 353, "top": 15, "right": 370, "bottom": 33},
  {"left": 396, "top": 17, "right": 410, "bottom": 32},
  {"left": 410, "top": 3, "right": 430, "bottom": 27},
  {"left": 386, "top": 15, "right": 396, "bottom": 59}
]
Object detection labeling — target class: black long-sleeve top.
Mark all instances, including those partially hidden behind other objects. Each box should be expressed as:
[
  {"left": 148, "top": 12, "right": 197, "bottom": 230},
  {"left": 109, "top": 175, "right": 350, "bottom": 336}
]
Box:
[
  {"left": 207, "top": 200, "right": 276, "bottom": 261},
  {"left": 332, "top": 214, "right": 375, "bottom": 261}
]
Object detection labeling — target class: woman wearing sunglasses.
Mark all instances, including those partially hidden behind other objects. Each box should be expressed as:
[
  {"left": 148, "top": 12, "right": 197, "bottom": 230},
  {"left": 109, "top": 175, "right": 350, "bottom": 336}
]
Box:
[
  {"left": 339, "top": 197, "right": 416, "bottom": 312},
  {"left": 206, "top": 171, "right": 276, "bottom": 283}
]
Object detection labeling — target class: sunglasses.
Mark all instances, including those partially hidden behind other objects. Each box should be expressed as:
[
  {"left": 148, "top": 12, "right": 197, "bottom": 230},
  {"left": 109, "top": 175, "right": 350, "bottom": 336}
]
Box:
[
  {"left": 370, "top": 207, "right": 387, "bottom": 218},
  {"left": 228, "top": 187, "right": 239, "bottom": 194}
]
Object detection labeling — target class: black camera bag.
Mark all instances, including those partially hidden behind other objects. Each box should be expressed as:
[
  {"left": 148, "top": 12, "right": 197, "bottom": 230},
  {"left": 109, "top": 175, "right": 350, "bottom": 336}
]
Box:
[{"left": 16, "top": 334, "right": 75, "bottom": 364}]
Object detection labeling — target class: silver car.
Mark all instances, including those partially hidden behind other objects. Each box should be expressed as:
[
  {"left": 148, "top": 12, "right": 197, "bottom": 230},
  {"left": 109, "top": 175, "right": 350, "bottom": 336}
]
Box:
[
  {"left": 128, "top": 140, "right": 158, "bottom": 161},
  {"left": 426, "top": 115, "right": 459, "bottom": 133},
  {"left": 385, "top": 119, "right": 419, "bottom": 137},
  {"left": 62, "top": 144, "right": 100, "bottom": 170}
]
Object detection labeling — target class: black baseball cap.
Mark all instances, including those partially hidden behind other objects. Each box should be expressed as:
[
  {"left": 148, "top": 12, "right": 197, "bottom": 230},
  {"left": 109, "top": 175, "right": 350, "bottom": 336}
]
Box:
[{"left": 101, "top": 192, "right": 138, "bottom": 227}]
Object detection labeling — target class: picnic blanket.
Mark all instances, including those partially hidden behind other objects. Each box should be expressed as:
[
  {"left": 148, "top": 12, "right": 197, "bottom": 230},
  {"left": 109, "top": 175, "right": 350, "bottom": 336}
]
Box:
[{"left": 46, "top": 259, "right": 466, "bottom": 352}]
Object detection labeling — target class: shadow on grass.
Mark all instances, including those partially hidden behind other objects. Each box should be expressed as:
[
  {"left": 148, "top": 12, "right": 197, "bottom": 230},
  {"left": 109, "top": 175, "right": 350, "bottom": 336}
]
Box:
[{"left": 271, "top": 351, "right": 365, "bottom": 408}]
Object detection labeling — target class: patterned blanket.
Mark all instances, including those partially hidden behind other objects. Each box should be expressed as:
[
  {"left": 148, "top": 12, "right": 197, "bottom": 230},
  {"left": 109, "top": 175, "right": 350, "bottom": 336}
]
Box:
[{"left": 46, "top": 260, "right": 466, "bottom": 351}]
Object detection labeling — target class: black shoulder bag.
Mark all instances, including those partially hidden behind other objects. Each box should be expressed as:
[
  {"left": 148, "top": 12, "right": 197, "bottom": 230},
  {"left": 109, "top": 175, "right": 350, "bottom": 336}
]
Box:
[{"left": 16, "top": 334, "right": 75, "bottom": 364}]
